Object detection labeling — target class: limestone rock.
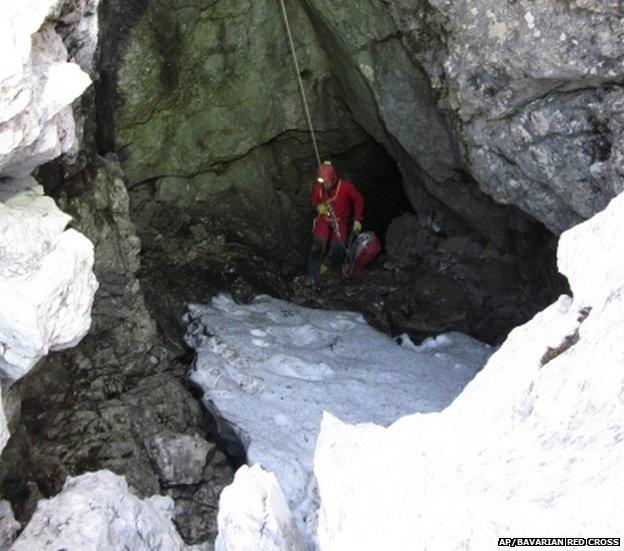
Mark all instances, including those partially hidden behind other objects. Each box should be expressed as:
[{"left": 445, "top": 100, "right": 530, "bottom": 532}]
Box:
[
  {"left": 301, "top": 0, "right": 624, "bottom": 235},
  {"left": 411, "top": 0, "right": 623, "bottom": 232},
  {"left": 558, "top": 192, "right": 624, "bottom": 309},
  {"left": 56, "top": 155, "right": 160, "bottom": 360},
  {"left": 97, "top": 0, "right": 423, "bottom": 340},
  {"left": 54, "top": 0, "right": 100, "bottom": 75},
  {"left": 0, "top": 1, "right": 91, "bottom": 177},
  {"left": 146, "top": 433, "right": 215, "bottom": 486},
  {"left": 11, "top": 470, "right": 194, "bottom": 551},
  {"left": 215, "top": 465, "right": 305, "bottom": 551},
  {"left": 0, "top": 178, "right": 97, "bottom": 380},
  {"left": 169, "top": 451, "right": 234, "bottom": 545},
  {"left": 0, "top": 500, "right": 20, "bottom": 549},
  {"left": 0, "top": 396, "right": 7, "bottom": 461}
]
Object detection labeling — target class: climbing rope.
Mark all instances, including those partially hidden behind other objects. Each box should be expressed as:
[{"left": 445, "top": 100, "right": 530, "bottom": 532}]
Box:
[{"left": 277, "top": 0, "right": 322, "bottom": 166}]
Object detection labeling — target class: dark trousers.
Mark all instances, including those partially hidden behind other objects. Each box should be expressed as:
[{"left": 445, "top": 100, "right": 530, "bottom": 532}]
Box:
[{"left": 308, "top": 237, "right": 345, "bottom": 282}]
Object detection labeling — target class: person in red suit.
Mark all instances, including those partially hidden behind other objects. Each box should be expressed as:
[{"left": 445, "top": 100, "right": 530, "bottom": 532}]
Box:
[{"left": 308, "top": 161, "right": 364, "bottom": 282}]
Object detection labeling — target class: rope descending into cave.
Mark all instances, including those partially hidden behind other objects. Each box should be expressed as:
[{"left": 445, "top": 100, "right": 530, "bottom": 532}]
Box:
[{"left": 277, "top": 0, "right": 322, "bottom": 166}]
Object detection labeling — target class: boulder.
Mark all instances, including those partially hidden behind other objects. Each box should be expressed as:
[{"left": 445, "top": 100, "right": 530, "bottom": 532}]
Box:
[
  {"left": 0, "top": 1, "right": 91, "bottom": 177},
  {"left": 146, "top": 433, "right": 215, "bottom": 486},
  {"left": 11, "top": 471, "right": 195, "bottom": 551},
  {"left": 215, "top": 465, "right": 305, "bottom": 551},
  {"left": 0, "top": 178, "right": 97, "bottom": 380}
]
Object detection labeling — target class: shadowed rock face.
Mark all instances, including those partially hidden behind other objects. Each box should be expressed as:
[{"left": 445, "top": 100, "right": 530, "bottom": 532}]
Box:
[
  {"left": 95, "top": 0, "right": 413, "bottom": 342},
  {"left": 390, "top": 0, "right": 624, "bottom": 233}
]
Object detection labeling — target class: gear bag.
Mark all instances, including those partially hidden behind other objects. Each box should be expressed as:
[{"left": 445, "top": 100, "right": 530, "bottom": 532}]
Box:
[{"left": 343, "top": 231, "right": 381, "bottom": 277}]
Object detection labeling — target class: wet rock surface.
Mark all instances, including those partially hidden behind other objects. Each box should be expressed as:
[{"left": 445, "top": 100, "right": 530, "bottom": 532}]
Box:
[{"left": 0, "top": 157, "right": 234, "bottom": 546}]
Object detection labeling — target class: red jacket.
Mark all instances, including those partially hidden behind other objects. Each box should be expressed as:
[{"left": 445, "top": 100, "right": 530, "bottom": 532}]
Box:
[{"left": 310, "top": 179, "right": 364, "bottom": 223}]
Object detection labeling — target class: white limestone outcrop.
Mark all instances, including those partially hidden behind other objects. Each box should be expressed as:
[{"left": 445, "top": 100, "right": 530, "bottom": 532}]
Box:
[
  {"left": 314, "top": 193, "right": 624, "bottom": 550},
  {"left": 0, "top": 1, "right": 92, "bottom": 177},
  {"left": 0, "top": 0, "right": 98, "bottom": 431},
  {"left": 0, "top": 179, "right": 97, "bottom": 382},
  {"left": 11, "top": 470, "right": 197, "bottom": 550},
  {"left": 0, "top": 500, "right": 20, "bottom": 549},
  {"left": 215, "top": 465, "right": 305, "bottom": 551}
]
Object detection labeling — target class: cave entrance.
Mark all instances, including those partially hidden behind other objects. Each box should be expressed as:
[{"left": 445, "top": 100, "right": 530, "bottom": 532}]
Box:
[
  {"left": 88, "top": 0, "right": 568, "bottom": 350},
  {"left": 321, "top": 137, "right": 411, "bottom": 249}
]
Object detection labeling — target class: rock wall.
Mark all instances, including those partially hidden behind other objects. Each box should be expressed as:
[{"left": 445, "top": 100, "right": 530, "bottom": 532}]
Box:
[
  {"left": 391, "top": 0, "right": 624, "bottom": 233},
  {"left": 295, "top": 0, "right": 623, "bottom": 235},
  {"left": 1, "top": 3, "right": 233, "bottom": 547},
  {"left": 0, "top": 157, "right": 234, "bottom": 545},
  {"left": 96, "top": 0, "right": 582, "bottom": 346},
  {"left": 97, "top": 0, "right": 411, "bottom": 340},
  {"left": 0, "top": 2, "right": 103, "bottom": 545}
]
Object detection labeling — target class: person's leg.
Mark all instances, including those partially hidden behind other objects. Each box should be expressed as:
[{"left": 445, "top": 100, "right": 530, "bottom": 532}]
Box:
[
  {"left": 308, "top": 237, "right": 325, "bottom": 281},
  {"left": 327, "top": 243, "right": 344, "bottom": 267},
  {"left": 308, "top": 217, "right": 329, "bottom": 282},
  {"left": 327, "top": 219, "right": 348, "bottom": 268}
]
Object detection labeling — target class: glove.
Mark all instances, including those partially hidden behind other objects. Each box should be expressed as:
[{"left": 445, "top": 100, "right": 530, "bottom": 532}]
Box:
[
  {"left": 317, "top": 203, "right": 330, "bottom": 216},
  {"left": 352, "top": 220, "right": 362, "bottom": 235}
]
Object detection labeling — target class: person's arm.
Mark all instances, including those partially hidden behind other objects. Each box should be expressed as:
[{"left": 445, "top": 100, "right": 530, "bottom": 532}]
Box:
[
  {"left": 310, "top": 184, "right": 323, "bottom": 208},
  {"left": 310, "top": 184, "right": 329, "bottom": 216}
]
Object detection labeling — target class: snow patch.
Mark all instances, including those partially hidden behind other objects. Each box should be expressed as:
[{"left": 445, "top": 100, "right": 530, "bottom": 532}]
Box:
[{"left": 184, "top": 295, "right": 491, "bottom": 543}]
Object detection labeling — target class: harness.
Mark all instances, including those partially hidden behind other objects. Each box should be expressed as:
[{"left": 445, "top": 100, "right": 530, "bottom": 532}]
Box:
[{"left": 320, "top": 181, "right": 345, "bottom": 243}]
